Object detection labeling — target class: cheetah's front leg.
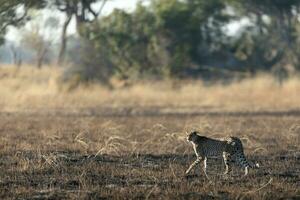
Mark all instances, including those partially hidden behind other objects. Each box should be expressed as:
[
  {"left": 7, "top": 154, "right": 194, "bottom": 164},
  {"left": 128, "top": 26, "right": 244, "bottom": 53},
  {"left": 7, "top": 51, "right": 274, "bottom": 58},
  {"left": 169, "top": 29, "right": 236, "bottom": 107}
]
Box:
[
  {"left": 185, "top": 157, "right": 203, "bottom": 174},
  {"left": 203, "top": 157, "right": 210, "bottom": 180}
]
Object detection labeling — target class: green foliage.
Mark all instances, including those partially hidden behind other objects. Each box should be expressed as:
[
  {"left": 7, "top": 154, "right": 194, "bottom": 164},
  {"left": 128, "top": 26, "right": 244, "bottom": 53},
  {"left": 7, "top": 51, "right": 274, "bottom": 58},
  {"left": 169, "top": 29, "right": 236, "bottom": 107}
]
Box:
[
  {"left": 0, "top": 0, "right": 46, "bottom": 44},
  {"left": 81, "top": 0, "right": 231, "bottom": 80},
  {"left": 229, "top": 0, "right": 300, "bottom": 73},
  {"left": 51, "top": 0, "right": 300, "bottom": 82},
  {"left": 152, "top": 0, "right": 230, "bottom": 77}
]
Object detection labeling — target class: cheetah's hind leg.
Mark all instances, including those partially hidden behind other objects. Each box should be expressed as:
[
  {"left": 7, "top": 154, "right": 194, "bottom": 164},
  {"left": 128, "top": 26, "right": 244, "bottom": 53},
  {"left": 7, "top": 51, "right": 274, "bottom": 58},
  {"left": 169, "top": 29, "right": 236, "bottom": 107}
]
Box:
[{"left": 222, "top": 152, "right": 233, "bottom": 175}]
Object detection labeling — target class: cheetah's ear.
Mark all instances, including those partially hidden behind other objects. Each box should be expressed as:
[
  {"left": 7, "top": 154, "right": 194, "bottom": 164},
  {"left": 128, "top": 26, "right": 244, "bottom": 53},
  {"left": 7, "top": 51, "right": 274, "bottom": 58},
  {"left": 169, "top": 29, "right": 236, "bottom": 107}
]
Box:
[{"left": 231, "top": 141, "right": 236, "bottom": 146}]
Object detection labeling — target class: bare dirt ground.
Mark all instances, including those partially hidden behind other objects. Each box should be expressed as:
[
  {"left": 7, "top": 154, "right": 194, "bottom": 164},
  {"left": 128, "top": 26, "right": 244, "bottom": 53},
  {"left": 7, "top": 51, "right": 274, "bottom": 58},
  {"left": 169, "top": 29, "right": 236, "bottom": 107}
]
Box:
[{"left": 0, "top": 109, "right": 299, "bottom": 199}]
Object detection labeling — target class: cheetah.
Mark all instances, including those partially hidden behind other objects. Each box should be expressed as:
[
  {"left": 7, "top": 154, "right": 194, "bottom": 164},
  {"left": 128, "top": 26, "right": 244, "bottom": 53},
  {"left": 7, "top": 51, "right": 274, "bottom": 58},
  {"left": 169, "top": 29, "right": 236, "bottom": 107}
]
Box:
[{"left": 185, "top": 131, "right": 259, "bottom": 178}]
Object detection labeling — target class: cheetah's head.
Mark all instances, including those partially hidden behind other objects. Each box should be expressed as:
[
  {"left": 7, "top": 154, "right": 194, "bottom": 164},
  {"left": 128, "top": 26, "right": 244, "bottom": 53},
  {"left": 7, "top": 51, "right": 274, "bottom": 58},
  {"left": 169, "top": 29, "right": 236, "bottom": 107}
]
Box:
[{"left": 186, "top": 131, "right": 199, "bottom": 142}]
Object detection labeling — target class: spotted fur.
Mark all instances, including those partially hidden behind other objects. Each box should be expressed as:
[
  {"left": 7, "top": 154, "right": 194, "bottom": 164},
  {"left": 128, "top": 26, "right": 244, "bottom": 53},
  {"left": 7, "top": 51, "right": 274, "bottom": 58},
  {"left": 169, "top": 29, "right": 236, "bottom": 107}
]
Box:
[{"left": 185, "top": 131, "right": 259, "bottom": 178}]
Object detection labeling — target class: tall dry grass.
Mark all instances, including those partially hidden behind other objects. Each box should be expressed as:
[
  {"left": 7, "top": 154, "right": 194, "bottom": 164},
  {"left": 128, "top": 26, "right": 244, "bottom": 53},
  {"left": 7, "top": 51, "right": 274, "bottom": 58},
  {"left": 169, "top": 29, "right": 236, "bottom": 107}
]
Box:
[{"left": 0, "top": 65, "right": 300, "bottom": 112}]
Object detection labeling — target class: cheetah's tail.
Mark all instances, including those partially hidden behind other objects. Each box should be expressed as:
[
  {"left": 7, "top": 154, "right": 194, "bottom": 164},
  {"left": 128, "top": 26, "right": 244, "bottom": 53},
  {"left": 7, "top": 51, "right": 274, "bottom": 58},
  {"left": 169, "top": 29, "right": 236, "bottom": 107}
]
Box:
[
  {"left": 249, "top": 161, "right": 260, "bottom": 169},
  {"left": 244, "top": 159, "right": 260, "bottom": 169}
]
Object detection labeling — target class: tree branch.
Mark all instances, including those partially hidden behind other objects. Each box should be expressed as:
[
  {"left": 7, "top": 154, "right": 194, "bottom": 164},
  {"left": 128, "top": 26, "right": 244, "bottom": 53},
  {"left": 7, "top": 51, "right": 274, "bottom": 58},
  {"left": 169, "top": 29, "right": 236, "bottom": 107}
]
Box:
[
  {"left": 86, "top": 0, "right": 108, "bottom": 19},
  {"left": 87, "top": 4, "right": 98, "bottom": 18},
  {"left": 97, "top": 0, "right": 108, "bottom": 17},
  {"left": 0, "top": 8, "right": 28, "bottom": 32}
]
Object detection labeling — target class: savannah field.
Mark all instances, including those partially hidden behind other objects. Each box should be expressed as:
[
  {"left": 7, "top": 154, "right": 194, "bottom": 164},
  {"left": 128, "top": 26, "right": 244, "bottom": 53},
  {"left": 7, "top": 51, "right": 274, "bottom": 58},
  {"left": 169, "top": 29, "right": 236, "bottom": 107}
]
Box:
[{"left": 0, "top": 65, "right": 299, "bottom": 199}]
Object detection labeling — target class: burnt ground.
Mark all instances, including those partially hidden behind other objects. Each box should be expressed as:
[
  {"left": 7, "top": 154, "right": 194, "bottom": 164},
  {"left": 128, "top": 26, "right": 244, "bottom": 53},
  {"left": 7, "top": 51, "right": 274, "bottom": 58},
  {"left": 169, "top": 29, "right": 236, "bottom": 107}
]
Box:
[{"left": 0, "top": 110, "right": 299, "bottom": 199}]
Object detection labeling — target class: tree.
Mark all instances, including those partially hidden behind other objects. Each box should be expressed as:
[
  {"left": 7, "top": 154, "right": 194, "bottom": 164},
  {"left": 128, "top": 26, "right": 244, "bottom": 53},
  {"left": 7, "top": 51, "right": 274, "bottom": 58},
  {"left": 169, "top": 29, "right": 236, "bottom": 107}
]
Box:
[
  {"left": 0, "top": 0, "right": 46, "bottom": 45},
  {"left": 150, "top": 0, "right": 231, "bottom": 77},
  {"left": 228, "top": 0, "right": 300, "bottom": 73},
  {"left": 47, "top": 0, "right": 108, "bottom": 64},
  {"left": 20, "top": 14, "right": 59, "bottom": 68},
  {"left": 9, "top": 44, "right": 22, "bottom": 67},
  {"left": 83, "top": 0, "right": 231, "bottom": 79}
]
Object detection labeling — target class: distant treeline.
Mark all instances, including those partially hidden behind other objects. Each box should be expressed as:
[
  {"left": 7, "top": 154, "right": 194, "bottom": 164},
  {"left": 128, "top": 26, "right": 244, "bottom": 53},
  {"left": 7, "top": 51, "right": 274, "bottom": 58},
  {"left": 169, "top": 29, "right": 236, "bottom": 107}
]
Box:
[
  {"left": 70, "top": 0, "right": 300, "bottom": 84},
  {"left": 1, "top": 0, "right": 300, "bottom": 84}
]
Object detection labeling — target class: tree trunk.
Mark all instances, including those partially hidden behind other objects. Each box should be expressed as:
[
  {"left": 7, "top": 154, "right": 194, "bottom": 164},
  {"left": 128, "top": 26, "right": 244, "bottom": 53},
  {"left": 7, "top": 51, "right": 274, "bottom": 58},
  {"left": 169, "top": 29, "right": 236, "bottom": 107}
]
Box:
[
  {"left": 37, "top": 47, "right": 47, "bottom": 69},
  {"left": 57, "top": 13, "right": 72, "bottom": 65},
  {"left": 9, "top": 45, "right": 22, "bottom": 67},
  {"left": 75, "top": 15, "right": 85, "bottom": 36}
]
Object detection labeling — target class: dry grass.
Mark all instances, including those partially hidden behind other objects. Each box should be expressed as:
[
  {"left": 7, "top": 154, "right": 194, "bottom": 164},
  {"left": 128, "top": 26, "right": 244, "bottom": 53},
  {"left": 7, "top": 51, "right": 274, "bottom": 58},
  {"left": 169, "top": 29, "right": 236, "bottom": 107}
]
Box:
[
  {"left": 1, "top": 65, "right": 300, "bottom": 113},
  {"left": 0, "top": 65, "right": 299, "bottom": 199},
  {"left": 0, "top": 113, "right": 299, "bottom": 199}
]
